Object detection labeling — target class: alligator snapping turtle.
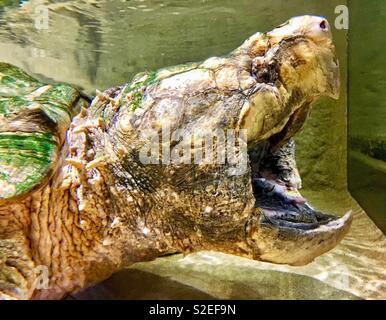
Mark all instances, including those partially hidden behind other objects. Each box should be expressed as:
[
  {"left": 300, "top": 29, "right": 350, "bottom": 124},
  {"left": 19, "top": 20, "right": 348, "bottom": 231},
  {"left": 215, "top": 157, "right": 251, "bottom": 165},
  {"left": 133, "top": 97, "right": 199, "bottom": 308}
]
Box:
[{"left": 0, "top": 15, "right": 351, "bottom": 299}]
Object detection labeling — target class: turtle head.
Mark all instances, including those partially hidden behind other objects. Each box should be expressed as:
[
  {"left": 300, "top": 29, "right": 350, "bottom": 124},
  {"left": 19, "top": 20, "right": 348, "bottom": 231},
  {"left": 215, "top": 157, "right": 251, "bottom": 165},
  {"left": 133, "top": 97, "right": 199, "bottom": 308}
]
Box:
[
  {"left": 85, "top": 17, "right": 347, "bottom": 267},
  {"left": 237, "top": 15, "right": 340, "bottom": 143},
  {"left": 267, "top": 15, "right": 340, "bottom": 99},
  {"left": 229, "top": 16, "right": 350, "bottom": 265}
]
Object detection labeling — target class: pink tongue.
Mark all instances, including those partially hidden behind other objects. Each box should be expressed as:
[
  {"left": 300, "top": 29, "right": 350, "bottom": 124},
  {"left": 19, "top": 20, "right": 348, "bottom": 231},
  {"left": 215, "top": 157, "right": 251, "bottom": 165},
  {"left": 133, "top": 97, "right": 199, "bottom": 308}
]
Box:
[
  {"left": 291, "top": 196, "right": 307, "bottom": 205},
  {"left": 265, "top": 178, "right": 307, "bottom": 205}
]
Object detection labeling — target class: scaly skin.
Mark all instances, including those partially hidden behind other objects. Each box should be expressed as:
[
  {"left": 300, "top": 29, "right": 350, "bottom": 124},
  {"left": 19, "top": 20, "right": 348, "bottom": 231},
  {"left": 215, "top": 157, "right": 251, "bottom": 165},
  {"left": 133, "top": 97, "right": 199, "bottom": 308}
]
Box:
[{"left": 0, "top": 16, "right": 351, "bottom": 299}]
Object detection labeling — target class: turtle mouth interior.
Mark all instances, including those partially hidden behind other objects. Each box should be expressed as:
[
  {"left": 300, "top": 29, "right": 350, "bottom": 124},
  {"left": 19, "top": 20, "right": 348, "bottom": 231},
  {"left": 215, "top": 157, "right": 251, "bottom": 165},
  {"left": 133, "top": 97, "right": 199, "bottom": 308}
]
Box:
[
  {"left": 247, "top": 58, "right": 339, "bottom": 231},
  {"left": 250, "top": 173, "right": 337, "bottom": 231}
]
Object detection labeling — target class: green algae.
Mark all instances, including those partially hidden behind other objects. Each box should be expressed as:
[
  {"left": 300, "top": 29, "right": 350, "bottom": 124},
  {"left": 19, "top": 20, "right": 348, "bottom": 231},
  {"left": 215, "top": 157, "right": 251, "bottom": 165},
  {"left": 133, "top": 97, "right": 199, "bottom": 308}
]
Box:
[
  {"left": 0, "top": 64, "right": 85, "bottom": 201},
  {"left": 0, "top": 62, "right": 41, "bottom": 90},
  {"left": 126, "top": 71, "right": 158, "bottom": 93},
  {"left": 0, "top": 132, "right": 55, "bottom": 197},
  {"left": 123, "top": 71, "right": 158, "bottom": 111},
  {"left": 129, "top": 91, "right": 143, "bottom": 111}
]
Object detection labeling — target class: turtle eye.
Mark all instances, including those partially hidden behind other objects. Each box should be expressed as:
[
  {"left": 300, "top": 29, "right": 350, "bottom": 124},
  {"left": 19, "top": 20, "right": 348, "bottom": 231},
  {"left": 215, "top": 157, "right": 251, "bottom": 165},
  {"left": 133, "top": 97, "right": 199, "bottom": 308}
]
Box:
[{"left": 319, "top": 20, "right": 327, "bottom": 30}]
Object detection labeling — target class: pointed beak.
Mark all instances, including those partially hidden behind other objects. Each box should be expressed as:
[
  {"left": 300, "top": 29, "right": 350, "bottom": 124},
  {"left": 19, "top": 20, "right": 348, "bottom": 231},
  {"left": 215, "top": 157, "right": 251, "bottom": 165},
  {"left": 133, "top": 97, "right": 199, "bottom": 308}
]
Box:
[{"left": 247, "top": 209, "right": 352, "bottom": 266}]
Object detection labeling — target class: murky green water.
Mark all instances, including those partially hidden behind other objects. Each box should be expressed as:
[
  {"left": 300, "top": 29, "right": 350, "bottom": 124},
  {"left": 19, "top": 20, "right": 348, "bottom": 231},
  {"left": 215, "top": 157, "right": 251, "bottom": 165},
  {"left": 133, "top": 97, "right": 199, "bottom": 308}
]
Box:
[
  {"left": 0, "top": 0, "right": 384, "bottom": 300},
  {"left": 0, "top": 1, "right": 346, "bottom": 93},
  {"left": 348, "top": 0, "right": 386, "bottom": 232},
  {"left": 0, "top": 0, "right": 349, "bottom": 191}
]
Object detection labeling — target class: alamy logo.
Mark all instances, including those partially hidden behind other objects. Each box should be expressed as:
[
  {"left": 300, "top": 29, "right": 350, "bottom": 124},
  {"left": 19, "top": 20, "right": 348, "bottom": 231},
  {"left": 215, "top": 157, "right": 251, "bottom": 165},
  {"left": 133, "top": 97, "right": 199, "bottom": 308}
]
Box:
[
  {"left": 334, "top": 5, "right": 349, "bottom": 30},
  {"left": 34, "top": 5, "right": 49, "bottom": 30},
  {"left": 33, "top": 265, "right": 49, "bottom": 290},
  {"left": 139, "top": 127, "right": 248, "bottom": 176}
]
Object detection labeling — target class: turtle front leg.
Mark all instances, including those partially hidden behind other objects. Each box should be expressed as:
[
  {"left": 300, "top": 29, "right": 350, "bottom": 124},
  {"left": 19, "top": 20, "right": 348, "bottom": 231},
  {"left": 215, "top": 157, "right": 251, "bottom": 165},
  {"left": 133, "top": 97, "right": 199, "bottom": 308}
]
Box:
[
  {"left": 0, "top": 238, "right": 36, "bottom": 300},
  {"left": 0, "top": 204, "right": 38, "bottom": 300}
]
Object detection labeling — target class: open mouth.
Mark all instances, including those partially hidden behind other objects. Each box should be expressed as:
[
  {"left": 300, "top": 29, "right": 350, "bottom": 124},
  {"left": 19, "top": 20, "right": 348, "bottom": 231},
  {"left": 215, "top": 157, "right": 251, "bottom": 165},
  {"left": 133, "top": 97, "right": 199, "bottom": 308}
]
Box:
[
  {"left": 246, "top": 51, "right": 345, "bottom": 232},
  {"left": 251, "top": 177, "right": 338, "bottom": 230},
  {"left": 245, "top": 141, "right": 352, "bottom": 265},
  {"left": 246, "top": 130, "right": 351, "bottom": 236}
]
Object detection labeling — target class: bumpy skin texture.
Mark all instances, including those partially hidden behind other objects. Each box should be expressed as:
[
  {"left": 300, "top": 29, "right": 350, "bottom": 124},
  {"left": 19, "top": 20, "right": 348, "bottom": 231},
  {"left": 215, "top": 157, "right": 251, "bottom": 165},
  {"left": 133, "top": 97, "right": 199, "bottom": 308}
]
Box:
[{"left": 0, "top": 16, "right": 351, "bottom": 299}]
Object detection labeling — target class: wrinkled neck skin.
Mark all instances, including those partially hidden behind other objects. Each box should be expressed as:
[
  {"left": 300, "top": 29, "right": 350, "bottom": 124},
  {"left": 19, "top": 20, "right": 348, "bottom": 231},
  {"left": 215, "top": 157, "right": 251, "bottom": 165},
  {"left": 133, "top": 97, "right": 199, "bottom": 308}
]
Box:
[
  {"left": 67, "top": 105, "right": 257, "bottom": 255},
  {"left": 28, "top": 115, "right": 178, "bottom": 299}
]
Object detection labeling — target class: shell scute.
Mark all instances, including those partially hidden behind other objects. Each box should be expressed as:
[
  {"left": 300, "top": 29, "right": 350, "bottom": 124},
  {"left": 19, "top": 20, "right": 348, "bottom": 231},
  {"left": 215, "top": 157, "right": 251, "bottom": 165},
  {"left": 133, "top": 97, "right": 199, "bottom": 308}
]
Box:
[{"left": 0, "top": 63, "right": 88, "bottom": 203}]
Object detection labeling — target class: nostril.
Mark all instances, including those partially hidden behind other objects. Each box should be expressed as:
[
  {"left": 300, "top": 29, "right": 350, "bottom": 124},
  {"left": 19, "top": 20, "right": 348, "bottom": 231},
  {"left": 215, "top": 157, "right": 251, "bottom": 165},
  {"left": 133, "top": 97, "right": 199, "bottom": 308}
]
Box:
[
  {"left": 319, "top": 20, "right": 327, "bottom": 30},
  {"left": 262, "top": 71, "right": 270, "bottom": 83}
]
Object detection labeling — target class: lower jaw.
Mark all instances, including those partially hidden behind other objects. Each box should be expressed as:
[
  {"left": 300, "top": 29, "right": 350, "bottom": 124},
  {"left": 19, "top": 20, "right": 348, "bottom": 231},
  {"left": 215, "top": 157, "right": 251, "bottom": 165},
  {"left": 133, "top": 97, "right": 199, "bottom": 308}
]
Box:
[
  {"left": 247, "top": 214, "right": 352, "bottom": 266},
  {"left": 248, "top": 177, "right": 353, "bottom": 265}
]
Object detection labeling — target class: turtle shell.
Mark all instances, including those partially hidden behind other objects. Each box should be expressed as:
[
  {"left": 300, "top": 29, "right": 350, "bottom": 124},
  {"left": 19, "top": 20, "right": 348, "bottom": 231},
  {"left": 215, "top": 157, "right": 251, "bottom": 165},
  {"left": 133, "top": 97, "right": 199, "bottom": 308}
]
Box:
[{"left": 0, "top": 63, "right": 88, "bottom": 204}]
